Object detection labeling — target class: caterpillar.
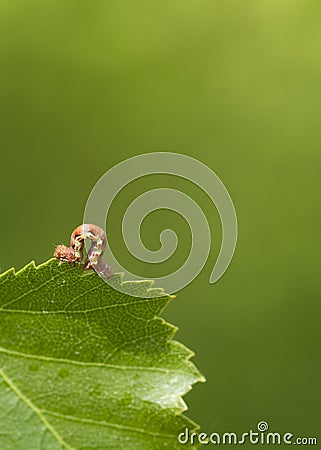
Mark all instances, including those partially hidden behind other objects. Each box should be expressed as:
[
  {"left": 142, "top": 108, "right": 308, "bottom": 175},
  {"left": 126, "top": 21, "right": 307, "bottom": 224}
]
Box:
[{"left": 54, "top": 224, "right": 112, "bottom": 278}]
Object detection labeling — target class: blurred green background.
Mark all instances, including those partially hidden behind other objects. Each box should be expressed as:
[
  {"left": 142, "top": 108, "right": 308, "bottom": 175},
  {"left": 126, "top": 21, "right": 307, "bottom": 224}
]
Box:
[{"left": 0, "top": 0, "right": 320, "bottom": 446}]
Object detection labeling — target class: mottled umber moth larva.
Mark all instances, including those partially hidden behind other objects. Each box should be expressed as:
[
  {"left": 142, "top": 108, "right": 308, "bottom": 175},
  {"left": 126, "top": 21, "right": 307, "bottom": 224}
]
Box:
[{"left": 54, "top": 224, "right": 112, "bottom": 278}]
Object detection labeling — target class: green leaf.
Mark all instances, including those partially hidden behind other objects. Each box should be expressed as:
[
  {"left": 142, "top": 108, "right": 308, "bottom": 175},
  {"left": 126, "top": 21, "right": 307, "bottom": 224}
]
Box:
[{"left": 0, "top": 259, "right": 204, "bottom": 449}]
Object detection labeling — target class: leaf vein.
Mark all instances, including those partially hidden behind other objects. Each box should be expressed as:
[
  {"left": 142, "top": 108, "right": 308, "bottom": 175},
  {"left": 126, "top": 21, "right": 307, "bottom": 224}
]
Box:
[
  {"left": 41, "top": 409, "right": 176, "bottom": 440},
  {"left": 0, "top": 368, "right": 73, "bottom": 450},
  {"left": 0, "top": 347, "right": 189, "bottom": 375}
]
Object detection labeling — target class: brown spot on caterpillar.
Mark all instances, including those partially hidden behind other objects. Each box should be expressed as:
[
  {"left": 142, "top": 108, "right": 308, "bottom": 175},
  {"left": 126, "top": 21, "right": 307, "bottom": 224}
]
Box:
[{"left": 54, "top": 245, "right": 78, "bottom": 264}]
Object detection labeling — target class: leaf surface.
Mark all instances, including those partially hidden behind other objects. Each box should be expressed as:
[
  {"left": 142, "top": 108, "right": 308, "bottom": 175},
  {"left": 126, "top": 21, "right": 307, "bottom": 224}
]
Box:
[{"left": 0, "top": 259, "right": 203, "bottom": 449}]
